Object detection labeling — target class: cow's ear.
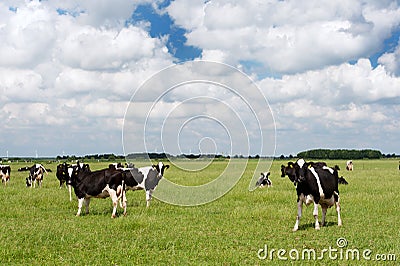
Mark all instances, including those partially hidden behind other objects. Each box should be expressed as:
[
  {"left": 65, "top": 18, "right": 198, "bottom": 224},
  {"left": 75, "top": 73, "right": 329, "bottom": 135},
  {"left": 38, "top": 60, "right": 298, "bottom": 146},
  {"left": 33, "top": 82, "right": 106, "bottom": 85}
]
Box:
[
  {"left": 165, "top": 165, "right": 169, "bottom": 169},
  {"left": 152, "top": 164, "right": 156, "bottom": 169}
]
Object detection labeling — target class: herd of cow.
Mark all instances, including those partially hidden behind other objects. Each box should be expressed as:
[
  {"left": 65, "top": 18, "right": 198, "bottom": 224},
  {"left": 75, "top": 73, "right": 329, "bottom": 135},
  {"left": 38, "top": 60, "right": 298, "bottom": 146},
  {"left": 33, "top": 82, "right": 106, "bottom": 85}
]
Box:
[
  {"left": 1, "top": 159, "right": 351, "bottom": 231},
  {"left": 0, "top": 162, "right": 169, "bottom": 218}
]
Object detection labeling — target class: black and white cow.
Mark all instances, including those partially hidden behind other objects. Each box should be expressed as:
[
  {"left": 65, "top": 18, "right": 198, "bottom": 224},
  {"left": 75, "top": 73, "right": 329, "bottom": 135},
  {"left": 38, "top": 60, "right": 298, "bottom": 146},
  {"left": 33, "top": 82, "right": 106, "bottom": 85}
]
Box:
[
  {"left": 26, "top": 164, "right": 48, "bottom": 188},
  {"left": 56, "top": 162, "right": 77, "bottom": 201},
  {"left": 0, "top": 165, "right": 11, "bottom": 185},
  {"left": 255, "top": 172, "right": 272, "bottom": 188},
  {"left": 118, "top": 162, "right": 169, "bottom": 208},
  {"left": 18, "top": 166, "right": 30, "bottom": 171},
  {"left": 346, "top": 160, "right": 353, "bottom": 171},
  {"left": 338, "top": 176, "right": 349, "bottom": 185},
  {"left": 56, "top": 162, "right": 70, "bottom": 188},
  {"left": 69, "top": 163, "right": 125, "bottom": 218},
  {"left": 281, "top": 159, "right": 342, "bottom": 231}
]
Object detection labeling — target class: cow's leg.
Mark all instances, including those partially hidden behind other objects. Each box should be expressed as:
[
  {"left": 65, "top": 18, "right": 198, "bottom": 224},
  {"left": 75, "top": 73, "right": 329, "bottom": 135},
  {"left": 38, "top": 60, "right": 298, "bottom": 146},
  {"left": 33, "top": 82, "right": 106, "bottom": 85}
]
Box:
[
  {"left": 76, "top": 198, "right": 84, "bottom": 216},
  {"left": 118, "top": 185, "right": 127, "bottom": 216},
  {"left": 336, "top": 198, "right": 342, "bottom": 227},
  {"left": 84, "top": 198, "right": 90, "bottom": 214},
  {"left": 293, "top": 199, "right": 303, "bottom": 232},
  {"left": 313, "top": 203, "right": 320, "bottom": 230},
  {"left": 146, "top": 189, "right": 153, "bottom": 208},
  {"left": 336, "top": 201, "right": 342, "bottom": 226},
  {"left": 321, "top": 206, "right": 328, "bottom": 226},
  {"left": 122, "top": 192, "right": 127, "bottom": 216},
  {"left": 68, "top": 185, "right": 72, "bottom": 202},
  {"left": 108, "top": 189, "right": 119, "bottom": 218}
]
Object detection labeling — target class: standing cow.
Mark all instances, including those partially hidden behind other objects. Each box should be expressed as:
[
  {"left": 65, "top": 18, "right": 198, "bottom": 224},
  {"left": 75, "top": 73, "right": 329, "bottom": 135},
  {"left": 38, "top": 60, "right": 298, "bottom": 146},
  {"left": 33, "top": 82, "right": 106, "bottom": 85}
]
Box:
[
  {"left": 69, "top": 163, "right": 126, "bottom": 218},
  {"left": 118, "top": 162, "right": 169, "bottom": 208},
  {"left": 281, "top": 159, "right": 342, "bottom": 231},
  {"left": 0, "top": 165, "right": 11, "bottom": 185},
  {"left": 26, "top": 164, "right": 48, "bottom": 188}
]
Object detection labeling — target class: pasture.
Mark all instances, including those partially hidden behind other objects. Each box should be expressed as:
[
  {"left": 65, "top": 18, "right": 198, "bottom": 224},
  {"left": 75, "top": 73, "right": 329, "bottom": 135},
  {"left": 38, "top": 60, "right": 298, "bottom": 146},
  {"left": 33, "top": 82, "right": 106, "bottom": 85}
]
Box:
[{"left": 0, "top": 159, "right": 399, "bottom": 265}]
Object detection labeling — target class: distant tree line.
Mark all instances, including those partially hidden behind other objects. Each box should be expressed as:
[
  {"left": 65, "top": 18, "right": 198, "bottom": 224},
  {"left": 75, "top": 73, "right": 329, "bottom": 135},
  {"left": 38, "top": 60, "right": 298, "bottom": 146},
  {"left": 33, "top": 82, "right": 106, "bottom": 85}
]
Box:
[
  {"left": 297, "top": 149, "right": 383, "bottom": 160},
  {"left": 21, "top": 150, "right": 397, "bottom": 162},
  {"left": 56, "top": 154, "right": 125, "bottom": 161}
]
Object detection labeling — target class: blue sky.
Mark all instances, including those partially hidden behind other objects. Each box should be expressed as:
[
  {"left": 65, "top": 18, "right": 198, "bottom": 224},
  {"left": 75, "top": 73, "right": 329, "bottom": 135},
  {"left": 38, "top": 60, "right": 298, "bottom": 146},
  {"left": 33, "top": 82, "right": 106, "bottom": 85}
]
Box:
[
  {"left": 0, "top": 0, "right": 399, "bottom": 157},
  {"left": 131, "top": 2, "right": 202, "bottom": 62}
]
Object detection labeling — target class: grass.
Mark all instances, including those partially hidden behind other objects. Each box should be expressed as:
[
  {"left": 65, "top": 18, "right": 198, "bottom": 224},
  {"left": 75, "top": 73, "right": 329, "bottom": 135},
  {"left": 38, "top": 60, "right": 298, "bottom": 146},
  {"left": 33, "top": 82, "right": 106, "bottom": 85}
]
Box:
[{"left": 0, "top": 159, "right": 399, "bottom": 265}]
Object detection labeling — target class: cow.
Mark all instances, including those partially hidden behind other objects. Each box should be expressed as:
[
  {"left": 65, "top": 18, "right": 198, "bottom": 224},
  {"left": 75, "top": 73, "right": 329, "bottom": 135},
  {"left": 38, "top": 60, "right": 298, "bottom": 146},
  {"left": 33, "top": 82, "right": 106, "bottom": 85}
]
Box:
[
  {"left": 69, "top": 163, "right": 126, "bottom": 218},
  {"left": 281, "top": 159, "right": 342, "bottom": 231},
  {"left": 0, "top": 165, "right": 11, "bottom": 185},
  {"left": 109, "top": 162, "right": 123, "bottom": 169},
  {"left": 26, "top": 164, "right": 48, "bottom": 188},
  {"left": 56, "top": 162, "right": 70, "bottom": 188},
  {"left": 56, "top": 162, "right": 77, "bottom": 201},
  {"left": 119, "top": 162, "right": 169, "bottom": 208},
  {"left": 338, "top": 176, "right": 349, "bottom": 185},
  {"left": 255, "top": 172, "right": 272, "bottom": 188},
  {"left": 346, "top": 160, "right": 353, "bottom": 171}
]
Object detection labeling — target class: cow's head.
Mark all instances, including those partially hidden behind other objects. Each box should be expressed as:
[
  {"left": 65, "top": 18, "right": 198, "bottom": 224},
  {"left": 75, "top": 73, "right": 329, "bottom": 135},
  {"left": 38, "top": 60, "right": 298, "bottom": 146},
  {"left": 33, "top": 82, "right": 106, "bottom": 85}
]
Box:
[
  {"left": 295, "top": 159, "right": 308, "bottom": 183},
  {"left": 57, "top": 162, "right": 69, "bottom": 175},
  {"left": 152, "top": 162, "right": 169, "bottom": 178},
  {"left": 68, "top": 163, "right": 83, "bottom": 185},
  {"left": 281, "top": 162, "right": 297, "bottom": 183}
]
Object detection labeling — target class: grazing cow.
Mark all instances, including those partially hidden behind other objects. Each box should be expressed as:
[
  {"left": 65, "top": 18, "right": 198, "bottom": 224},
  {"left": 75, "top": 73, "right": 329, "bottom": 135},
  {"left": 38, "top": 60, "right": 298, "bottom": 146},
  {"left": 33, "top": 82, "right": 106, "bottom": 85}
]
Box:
[
  {"left": 69, "top": 163, "right": 126, "bottom": 218},
  {"left": 346, "top": 160, "right": 353, "bottom": 171},
  {"left": 121, "top": 162, "right": 169, "bottom": 208},
  {"left": 338, "top": 176, "right": 349, "bottom": 185},
  {"left": 255, "top": 172, "right": 272, "bottom": 188},
  {"left": 26, "top": 164, "right": 48, "bottom": 188},
  {"left": 0, "top": 165, "right": 11, "bottom": 185},
  {"left": 281, "top": 159, "right": 342, "bottom": 231}
]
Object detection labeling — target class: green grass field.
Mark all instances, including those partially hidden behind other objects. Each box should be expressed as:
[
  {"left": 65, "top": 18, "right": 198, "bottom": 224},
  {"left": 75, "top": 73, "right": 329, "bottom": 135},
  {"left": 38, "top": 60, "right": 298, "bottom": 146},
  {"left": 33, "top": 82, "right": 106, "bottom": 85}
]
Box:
[{"left": 0, "top": 159, "right": 399, "bottom": 265}]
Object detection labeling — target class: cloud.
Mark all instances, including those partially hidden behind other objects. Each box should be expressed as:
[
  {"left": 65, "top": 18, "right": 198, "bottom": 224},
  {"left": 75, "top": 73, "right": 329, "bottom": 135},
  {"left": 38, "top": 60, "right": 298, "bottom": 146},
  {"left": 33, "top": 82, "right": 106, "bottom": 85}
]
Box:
[
  {"left": 258, "top": 57, "right": 400, "bottom": 154},
  {"left": 0, "top": 0, "right": 174, "bottom": 156},
  {"left": 0, "top": 0, "right": 399, "bottom": 156},
  {"left": 168, "top": 0, "right": 400, "bottom": 75},
  {"left": 378, "top": 37, "right": 400, "bottom": 76}
]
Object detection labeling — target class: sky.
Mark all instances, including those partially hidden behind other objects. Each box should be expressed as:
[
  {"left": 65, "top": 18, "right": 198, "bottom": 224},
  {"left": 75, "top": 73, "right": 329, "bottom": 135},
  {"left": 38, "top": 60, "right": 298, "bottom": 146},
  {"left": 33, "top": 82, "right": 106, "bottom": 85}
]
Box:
[{"left": 0, "top": 0, "right": 399, "bottom": 157}]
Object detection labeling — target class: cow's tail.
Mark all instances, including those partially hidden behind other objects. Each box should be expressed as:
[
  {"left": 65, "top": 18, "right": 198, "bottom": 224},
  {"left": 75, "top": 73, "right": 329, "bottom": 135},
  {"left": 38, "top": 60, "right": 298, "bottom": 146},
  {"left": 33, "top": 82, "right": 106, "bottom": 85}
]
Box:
[
  {"left": 120, "top": 179, "right": 127, "bottom": 216},
  {"left": 334, "top": 191, "right": 340, "bottom": 202},
  {"left": 119, "top": 174, "right": 126, "bottom": 208}
]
